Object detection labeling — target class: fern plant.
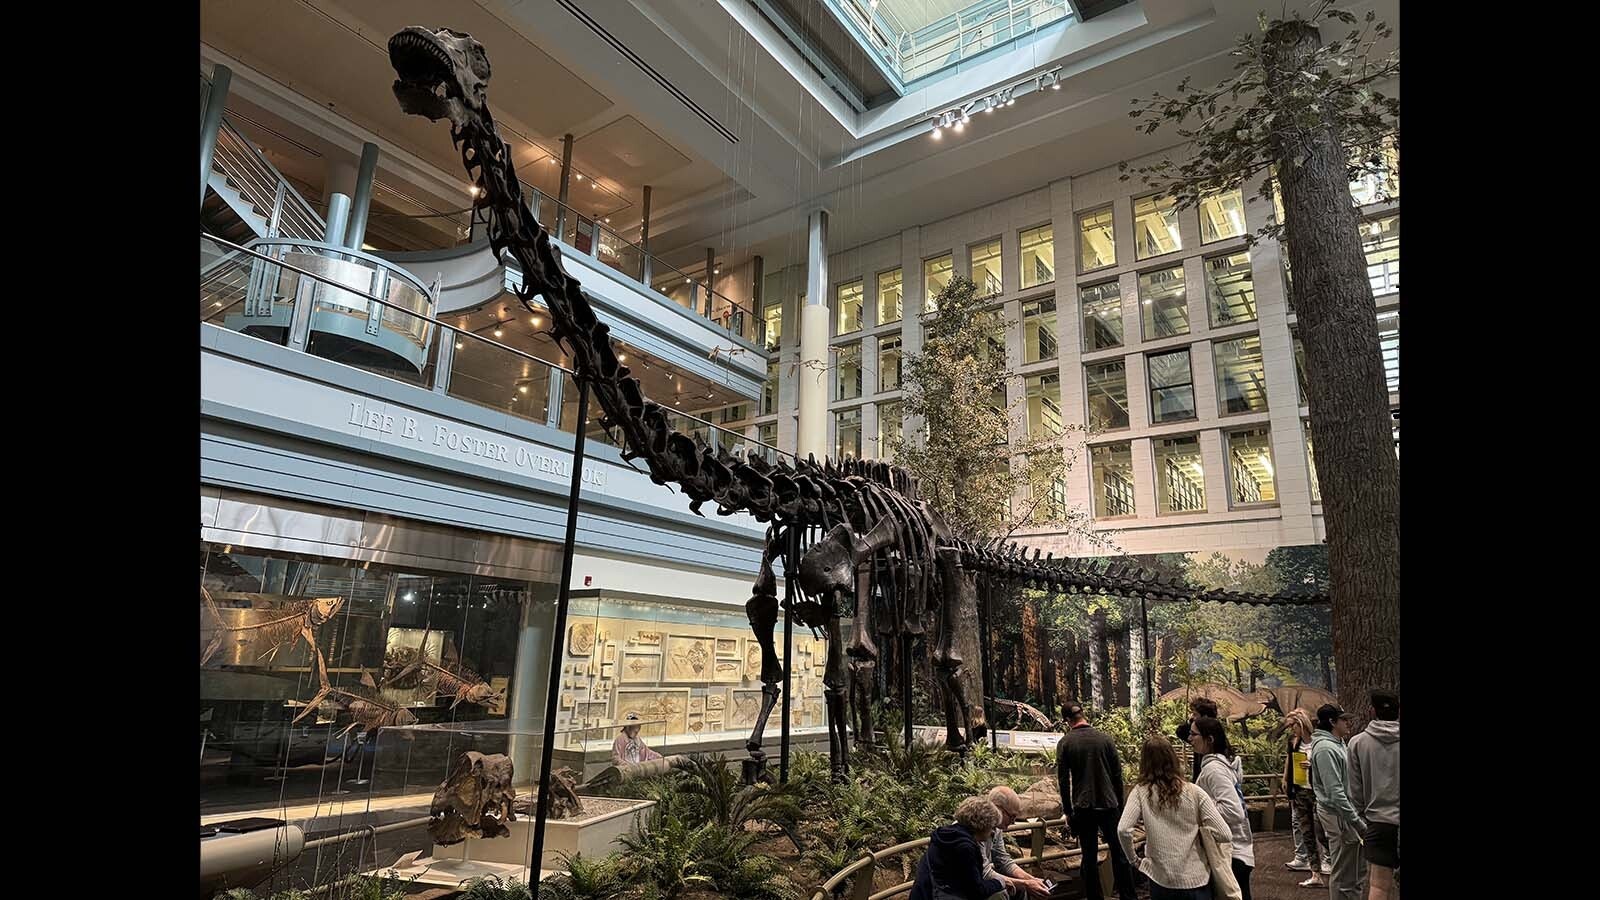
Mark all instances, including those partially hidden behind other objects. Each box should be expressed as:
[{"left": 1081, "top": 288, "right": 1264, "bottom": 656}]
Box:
[
  {"left": 616, "top": 808, "right": 715, "bottom": 898},
  {"left": 459, "top": 875, "right": 533, "bottom": 900}
]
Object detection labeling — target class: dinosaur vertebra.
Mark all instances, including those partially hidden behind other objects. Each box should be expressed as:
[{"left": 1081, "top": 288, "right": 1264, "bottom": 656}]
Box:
[{"left": 386, "top": 25, "right": 1329, "bottom": 781}]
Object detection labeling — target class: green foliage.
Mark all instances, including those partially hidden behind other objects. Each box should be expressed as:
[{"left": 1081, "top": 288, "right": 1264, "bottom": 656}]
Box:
[
  {"left": 617, "top": 808, "right": 717, "bottom": 898},
  {"left": 539, "top": 854, "right": 626, "bottom": 900},
  {"left": 1118, "top": 1, "right": 1399, "bottom": 247},
  {"left": 459, "top": 875, "right": 534, "bottom": 900}
]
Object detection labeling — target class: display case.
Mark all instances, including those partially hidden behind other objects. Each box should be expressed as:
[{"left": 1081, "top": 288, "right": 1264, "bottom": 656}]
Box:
[{"left": 549, "top": 592, "right": 831, "bottom": 758}]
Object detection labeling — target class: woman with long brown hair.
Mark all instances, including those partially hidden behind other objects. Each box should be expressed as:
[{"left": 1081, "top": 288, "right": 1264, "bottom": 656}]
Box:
[{"left": 1117, "top": 736, "right": 1236, "bottom": 900}]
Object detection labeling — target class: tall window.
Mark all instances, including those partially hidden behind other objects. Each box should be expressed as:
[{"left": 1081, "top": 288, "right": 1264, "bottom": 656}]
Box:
[
  {"left": 1155, "top": 434, "right": 1206, "bottom": 514},
  {"left": 1025, "top": 373, "right": 1062, "bottom": 438},
  {"left": 835, "top": 408, "right": 861, "bottom": 459},
  {"left": 1134, "top": 194, "right": 1182, "bottom": 260},
  {"left": 1147, "top": 348, "right": 1196, "bottom": 423},
  {"left": 1090, "top": 442, "right": 1135, "bottom": 518},
  {"left": 878, "top": 400, "right": 902, "bottom": 459},
  {"left": 835, "top": 344, "right": 862, "bottom": 401},
  {"left": 1085, "top": 360, "right": 1129, "bottom": 432},
  {"left": 1077, "top": 206, "right": 1116, "bottom": 272},
  {"left": 1020, "top": 224, "right": 1055, "bottom": 288},
  {"left": 837, "top": 280, "right": 863, "bottom": 334},
  {"left": 1206, "top": 252, "right": 1256, "bottom": 327},
  {"left": 763, "top": 301, "right": 783, "bottom": 351},
  {"left": 1226, "top": 427, "right": 1277, "bottom": 506},
  {"left": 1350, "top": 135, "right": 1400, "bottom": 206},
  {"left": 757, "top": 422, "right": 776, "bottom": 448},
  {"left": 878, "top": 268, "right": 903, "bottom": 323},
  {"left": 1304, "top": 419, "right": 1320, "bottom": 503},
  {"left": 1363, "top": 216, "right": 1399, "bottom": 295},
  {"left": 1022, "top": 299, "right": 1058, "bottom": 363},
  {"left": 878, "top": 335, "right": 902, "bottom": 393},
  {"left": 970, "top": 239, "right": 1002, "bottom": 296},
  {"left": 924, "top": 254, "right": 953, "bottom": 312},
  {"left": 761, "top": 359, "right": 778, "bottom": 415},
  {"left": 1140, "top": 266, "right": 1189, "bottom": 339},
  {"left": 1199, "top": 186, "right": 1246, "bottom": 244},
  {"left": 1080, "top": 281, "right": 1123, "bottom": 351},
  {"left": 1378, "top": 312, "right": 1399, "bottom": 395},
  {"left": 1214, "top": 335, "right": 1268, "bottom": 415},
  {"left": 1292, "top": 333, "right": 1309, "bottom": 406}
]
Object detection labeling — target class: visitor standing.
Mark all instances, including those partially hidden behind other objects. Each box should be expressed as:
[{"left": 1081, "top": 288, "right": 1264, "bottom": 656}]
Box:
[
  {"left": 983, "top": 786, "right": 1051, "bottom": 897},
  {"left": 1055, "top": 700, "right": 1137, "bottom": 900},
  {"left": 1176, "top": 697, "right": 1221, "bottom": 779},
  {"left": 1310, "top": 704, "right": 1366, "bottom": 900},
  {"left": 1347, "top": 691, "right": 1399, "bottom": 900},
  {"left": 1282, "top": 708, "right": 1331, "bottom": 887},
  {"left": 1117, "top": 735, "right": 1239, "bottom": 900},
  {"left": 1190, "top": 716, "right": 1255, "bottom": 900},
  {"left": 909, "top": 796, "right": 1009, "bottom": 900}
]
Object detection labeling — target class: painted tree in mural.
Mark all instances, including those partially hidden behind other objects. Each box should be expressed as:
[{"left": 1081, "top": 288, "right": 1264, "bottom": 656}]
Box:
[
  {"left": 892, "top": 274, "right": 1096, "bottom": 718},
  {"left": 1120, "top": 2, "right": 1399, "bottom": 719}
]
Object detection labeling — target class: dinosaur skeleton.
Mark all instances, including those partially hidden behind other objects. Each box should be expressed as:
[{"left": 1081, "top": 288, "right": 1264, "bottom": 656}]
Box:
[{"left": 385, "top": 26, "right": 1329, "bottom": 781}]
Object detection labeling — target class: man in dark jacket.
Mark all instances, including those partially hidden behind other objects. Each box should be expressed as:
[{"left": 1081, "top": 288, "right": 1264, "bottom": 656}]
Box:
[
  {"left": 1056, "top": 701, "right": 1135, "bottom": 900},
  {"left": 910, "top": 796, "right": 1008, "bottom": 900}
]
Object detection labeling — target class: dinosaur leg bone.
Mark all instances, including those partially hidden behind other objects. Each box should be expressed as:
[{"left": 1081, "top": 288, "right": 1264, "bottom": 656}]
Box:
[
  {"left": 822, "top": 592, "right": 850, "bottom": 780},
  {"left": 847, "top": 562, "right": 879, "bottom": 752},
  {"left": 933, "top": 547, "right": 974, "bottom": 753}
]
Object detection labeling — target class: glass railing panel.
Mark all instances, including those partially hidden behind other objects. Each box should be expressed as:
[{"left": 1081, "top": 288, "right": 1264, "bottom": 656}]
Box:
[
  {"left": 446, "top": 331, "right": 553, "bottom": 425},
  {"left": 307, "top": 291, "right": 438, "bottom": 389},
  {"left": 596, "top": 225, "right": 644, "bottom": 281},
  {"left": 201, "top": 240, "right": 298, "bottom": 348}
]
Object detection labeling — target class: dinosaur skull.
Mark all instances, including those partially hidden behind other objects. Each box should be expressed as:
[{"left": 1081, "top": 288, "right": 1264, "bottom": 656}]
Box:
[
  {"left": 308, "top": 597, "right": 345, "bottom": 626},
  {"left": 797, "top": 524, "right": 865, "bottom": 604},
  {"left": 388, "top": 26, "right": 491, "bottom": 131}
]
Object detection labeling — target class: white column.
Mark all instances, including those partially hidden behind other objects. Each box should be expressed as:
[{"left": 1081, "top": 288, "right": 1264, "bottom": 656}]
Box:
[
  {"left": 799, "top": 210, "right": 831, "bottom": 462},
  {"left": 506, "top": 586, "right": 557, "bottom": 785}
]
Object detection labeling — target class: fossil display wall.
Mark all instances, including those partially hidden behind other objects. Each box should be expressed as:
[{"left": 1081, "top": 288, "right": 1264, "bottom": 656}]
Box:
[{"left": 556, "top": 594, "right": 830, "bottom": 748}]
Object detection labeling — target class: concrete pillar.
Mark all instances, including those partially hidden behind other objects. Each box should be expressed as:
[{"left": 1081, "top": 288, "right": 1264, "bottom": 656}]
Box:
[
  {"left": 345, "top": 142, "right": 381, "bottom": 250},
  {"left": 506, "top": 586, "right": 557, "bottom": 784},
  {"left": 323, "top": 194, "right": 352, "bottom": 248},
  {"left": 200, "top": 65, "right": 233, "bottom": 209},
  {"left": 556, "top": 134, "right": 574, "bottom": 240},
  {"left": 799, "top": 210, "right": 830, "bottom": 462}
]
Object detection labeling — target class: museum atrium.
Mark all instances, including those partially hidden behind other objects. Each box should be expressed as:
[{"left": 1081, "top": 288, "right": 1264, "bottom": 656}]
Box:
[{"left": 200, "top": 0, "right": 1399, "bottom": 896}]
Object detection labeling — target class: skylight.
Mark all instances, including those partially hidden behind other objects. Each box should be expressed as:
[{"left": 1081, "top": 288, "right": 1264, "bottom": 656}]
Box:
[{"left": 834, "top": 0, "right": 1078, "bottom": 84}]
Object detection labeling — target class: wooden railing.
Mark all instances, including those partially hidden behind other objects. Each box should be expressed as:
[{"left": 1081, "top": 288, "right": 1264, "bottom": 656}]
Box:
[{"left": 809, "top": 816, "right": 1144, "bottom": 900}]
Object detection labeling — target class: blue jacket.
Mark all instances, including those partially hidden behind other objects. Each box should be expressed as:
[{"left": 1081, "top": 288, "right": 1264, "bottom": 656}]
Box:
[{"left": 910, "top": 823, "right": 1006, "bottom": 900}]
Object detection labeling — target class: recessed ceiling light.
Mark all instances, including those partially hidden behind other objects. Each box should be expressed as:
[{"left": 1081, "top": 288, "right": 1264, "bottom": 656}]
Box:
[
  {"left": 455, "top": 341, "right": 463, "bottom": 349},
  {"left": 494, "top": 328, "right": 503, "bottom": 337},
  {"left": 575, "top": 173, "right": 583, "bottom": 180},
  {"left": 519, "top": 385, "right": 529, "bottom": 394}
]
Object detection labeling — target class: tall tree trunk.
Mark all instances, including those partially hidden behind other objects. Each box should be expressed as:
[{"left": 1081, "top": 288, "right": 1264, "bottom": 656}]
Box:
[
  {"left": 1322, "top": 653, "right": 1334, "bottom": 691},
  {"left": 1129, "top": 609, "right": 1147, "bottom": 724},
  {"left": 1022, "top": 601, "right": 1042, "bottom": 700},
  {"left": 953, "top": 585, "right": 984, "bottom": 728},
  {"left": 1089, "top": 609, "right": 1108, "bottom": 710},
  {"left": 1233, "top": 658, "right": 1243, "bottom": 691},
  {"left": 1264, "top": 18, "right": 1400, "bottom": 724},
  {"left": 1107, "top": 632, "right": 1121, "bottom": 708}
]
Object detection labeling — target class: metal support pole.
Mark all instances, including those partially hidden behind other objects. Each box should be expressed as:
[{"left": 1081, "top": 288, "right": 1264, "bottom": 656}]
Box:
[
  {"left": 901, "top": 634, "right": 913, "bottom": 748},
  {"left": 1140, "top": 595, "right": 1153, "bottom": 710},
  {"left": 779, "top": 526, "right": 798, "bottom": 783},
  {"left": 640, "top": 185, "right": 653, "bottom": 284},
  {"left": 323, "top": 194, "right": 352, "bottom": 251},
  {"left": 200, "top": 65, "right": 232, "bottom": 209},
  {"left": 978, "top": 582, "right": 996, "bottom": 751},
  {"left": 556, "top": 134, "right": 574, "bottom": 242},
  {"left": 345, "top": 142, "right": 381, "bottom": 250},
  {"left": 529, "top": 379, "right": 590, "bottom": 899}
]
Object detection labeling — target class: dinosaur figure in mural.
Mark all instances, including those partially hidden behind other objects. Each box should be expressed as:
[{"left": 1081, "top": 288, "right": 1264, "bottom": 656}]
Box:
[{"left": 385, "top": 26, "right": 1329, "bottom": 781}]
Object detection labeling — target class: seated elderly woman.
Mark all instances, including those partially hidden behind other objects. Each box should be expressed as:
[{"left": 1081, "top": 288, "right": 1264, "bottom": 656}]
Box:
[{"left": 910, "top": 797, "right": 1009, "bottom": 900}]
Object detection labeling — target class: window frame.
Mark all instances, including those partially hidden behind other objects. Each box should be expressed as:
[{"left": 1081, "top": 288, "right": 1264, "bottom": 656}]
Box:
[
  {"left": 1139, "top": 265, "right": 1190, "bottom": 341},
  {"left": 968, "top": 237, "right": 1004, "bottom": 298},
  {"left": 1133, "top": 192, "right": 1184, "bottom": 261},
  {"left": 1225, "top": 426, "right": 1279, "bottom": 509},
  {"left": 1089, "top": 441, "right": 1137, "bottom": 519},
  {"left": 1146, "top": 347, "right": 1197, "bottom": 424},
  {"left": 923, "top": 252, "right": 954, "bottom": 313},
  {"left": 1076, "top": 205, "right": 1117, "bottom": 274},
  {"left": 1084, "top": 358, "right": 1130, "bottom": 433},
  {"left": 1213, "top": 333, "right": 1268, "bottom": 417},
  {"left": 1154, "top": 433, "right": 1207, "bottom": 515},
  {"left": 1018, "top": 221, "right": 1056, "bottom": 289},
  {"left": 835, "top": 278, "right": 864, "bottom": 335},
  {"left": 877, "top": 267, "right": 904, "bottom": 324},
  {"left": 1080, "top": 280, "right": 1124, "bottom": 352}
]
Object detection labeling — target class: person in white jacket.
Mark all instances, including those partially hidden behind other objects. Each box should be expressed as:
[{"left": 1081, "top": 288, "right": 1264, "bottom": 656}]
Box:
[
  {"left": 1189, "top": 716, "right": 1255, "bottom": 900},
  {"left": 1118, "top": 735, "right": 1238, "bottom": 900}
]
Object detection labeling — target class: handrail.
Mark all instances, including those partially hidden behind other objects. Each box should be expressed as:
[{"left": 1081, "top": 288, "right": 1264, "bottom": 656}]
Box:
[
  {"left": 246, "top": 238, "right": 435, "bottom": 301},
  {"left": 200, "top": 233, "right": 789, "bottom": 462},
  {"left": 203, "top": 71, "right": 325, "bottom": 242},
  {"left": 810, "top": 815, "right": 1144, "bottom": 900}
]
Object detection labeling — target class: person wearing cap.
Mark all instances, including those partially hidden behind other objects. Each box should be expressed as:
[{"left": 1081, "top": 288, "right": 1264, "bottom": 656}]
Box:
[
  {"left": 1310, "top": 704, "right": 1365, "bottom": 900},
  {"left": 611, "top": 713, "right": 663, "bottom": 766},
  {"left": 1347, "top": 690, "right": 1399, "bottom": 900}
]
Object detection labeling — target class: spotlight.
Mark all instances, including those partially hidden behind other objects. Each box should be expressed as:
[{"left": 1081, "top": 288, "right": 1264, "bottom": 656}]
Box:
[
  {"left": 494, "top": 328, "right": 503, "bottom": 337},
  {"left": 954, "top": 120, "right": 965, "bottom": 133},
  {"left": 931, "top": 125, "right": 942, "bottom": 140}
]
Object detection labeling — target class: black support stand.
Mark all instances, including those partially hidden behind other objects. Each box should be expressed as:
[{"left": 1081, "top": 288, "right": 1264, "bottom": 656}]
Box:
[
  {"left": 528, "top": 380, "right": 589, "bottom": 899},
  {"left": 978, "top": 585, "right": 996, "bottom": 751}
]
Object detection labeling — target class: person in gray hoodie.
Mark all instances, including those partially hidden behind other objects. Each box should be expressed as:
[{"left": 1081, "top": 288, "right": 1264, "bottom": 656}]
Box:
[
  {"left": 1311, "top": 703, "right": 1365, "bottom": 900},
  {"left": 1189, "top": 716, "right": 1254, "bottom": 900},
  {"left": 1347, "top": 690, "right": 1399, "bottom": 900}
]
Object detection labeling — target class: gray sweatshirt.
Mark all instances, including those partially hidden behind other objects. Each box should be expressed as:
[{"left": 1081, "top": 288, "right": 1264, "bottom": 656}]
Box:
[
  {"left": 1347, "top": 720, "right": 1399, "bottom": 826},
  {"left": 981, "top": 827, "right": 1022, "bottom": 881},
  {"left": 1309, "top": 729, "right": 1366, "bottom": 830},
  {"left": 1196, "top": 754, "right": 1254, "bottom": 866}
]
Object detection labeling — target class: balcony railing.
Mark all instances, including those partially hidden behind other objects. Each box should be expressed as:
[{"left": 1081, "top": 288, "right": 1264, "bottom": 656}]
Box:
[
  {"left": 841, "top": 0, "right": 1072, "bottom": 83},
  {"left": 201, "top": 233, "right": 786, "bottom": 467},
  {"left": 516, "top": 190, "right": 766, "bottom": 348}
]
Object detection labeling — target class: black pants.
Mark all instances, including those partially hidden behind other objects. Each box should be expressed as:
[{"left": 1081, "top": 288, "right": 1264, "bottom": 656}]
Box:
[
  {"left": 1071, "top": 807, "right": 1136, "bottom": 900},
  {"left": 1231, "top": 858, "right": 1253, "bottom": 900}
]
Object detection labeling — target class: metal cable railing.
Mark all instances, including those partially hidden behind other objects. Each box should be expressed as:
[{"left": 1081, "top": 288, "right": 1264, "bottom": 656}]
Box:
[
  {"left": 201, "top": 233, "right": 787, "bottom": 465},
  {"left": 203, "top": 72, "right": 326, "bottom": 242}
]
